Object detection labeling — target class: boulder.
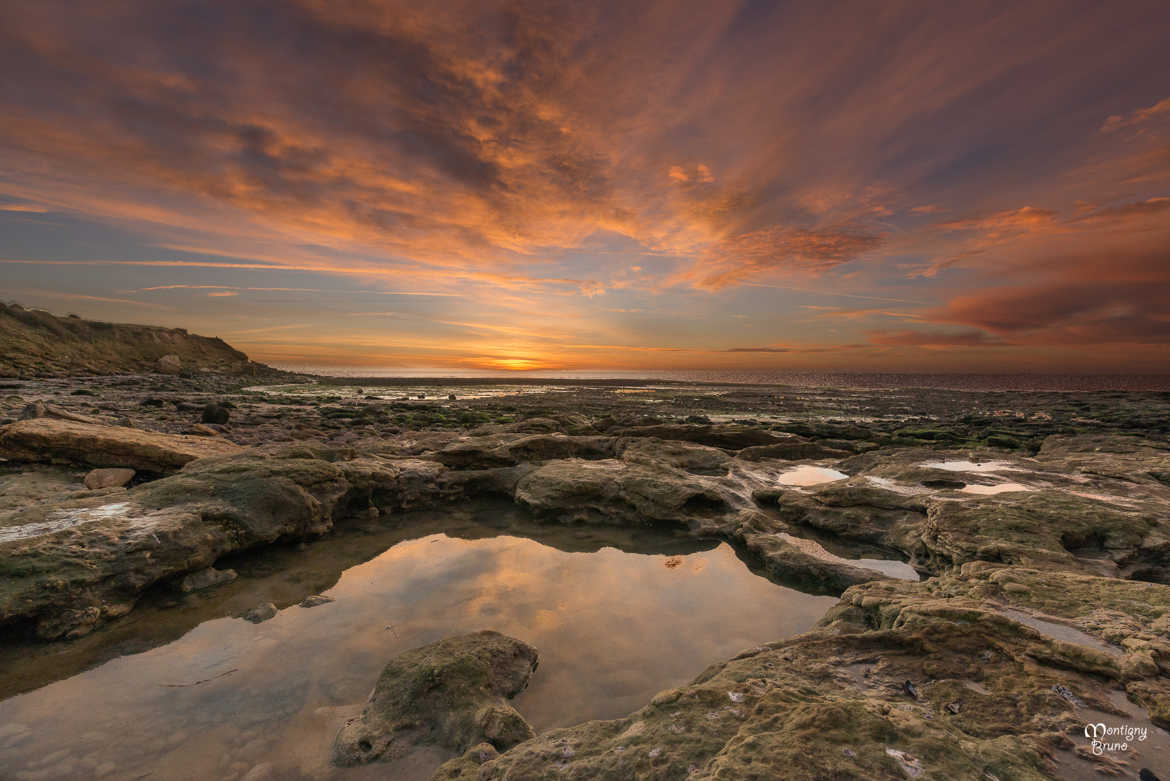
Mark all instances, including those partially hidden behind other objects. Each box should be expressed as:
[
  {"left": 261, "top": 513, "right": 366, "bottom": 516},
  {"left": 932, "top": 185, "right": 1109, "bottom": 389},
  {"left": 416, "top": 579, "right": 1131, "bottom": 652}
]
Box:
[
  {"left": 618, "top": 437, "right": 731, "bottom": 475},
  {"left": 83, "top": 467, "right": 135, "bottom": 490},
  {"left": 0, "top": 418, "right": 244, "bottom": 472},
  {"left": 156, "top": 354, "right": 182, "bottom": 374},
  {"left": 335, "top": 457, "right": 454, "bottom": 512},
  {"left": 514, "top": 458, "right": 731, "bottom": 526},
  {"left": 201, "top": 403, "right": 231, "bottom": 424},
  {"left": 332, "top": 631, "right": 538, "bottom": 766},
  {"left": 433, "top": 435, "right": 531, "bottom": 469},
  {"left": 243, "top": 602, "right": 277, "bottom": 623}
]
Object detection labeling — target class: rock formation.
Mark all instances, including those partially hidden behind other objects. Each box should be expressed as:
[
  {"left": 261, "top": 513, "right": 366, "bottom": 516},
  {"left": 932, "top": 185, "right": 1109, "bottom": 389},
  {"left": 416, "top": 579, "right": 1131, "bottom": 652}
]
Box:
[
  {"left": 0, "top": 418, "right": 244, "bottom": 472},
  {"left": 333, "top": 631, "right": 538, "bottom": 766}
]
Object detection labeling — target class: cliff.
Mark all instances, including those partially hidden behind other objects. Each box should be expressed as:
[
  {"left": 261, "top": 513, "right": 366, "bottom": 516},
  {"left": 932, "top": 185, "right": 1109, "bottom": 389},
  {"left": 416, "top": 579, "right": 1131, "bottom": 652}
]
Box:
[{"left": 0, "top": 302, "right": 272, "bottom": 378}]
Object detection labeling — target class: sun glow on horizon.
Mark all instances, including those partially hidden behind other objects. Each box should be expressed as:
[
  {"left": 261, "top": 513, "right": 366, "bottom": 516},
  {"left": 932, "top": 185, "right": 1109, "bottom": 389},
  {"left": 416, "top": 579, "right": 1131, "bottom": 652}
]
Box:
[{"left": 475, "top": 357, "right": 560, "bottom": 372}]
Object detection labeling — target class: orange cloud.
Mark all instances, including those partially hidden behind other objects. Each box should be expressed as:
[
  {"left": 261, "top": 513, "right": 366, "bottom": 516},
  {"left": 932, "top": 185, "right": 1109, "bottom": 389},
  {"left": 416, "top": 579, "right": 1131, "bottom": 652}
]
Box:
[
  {"left": 677, "top": 225, "right": 884, "bottom": 290},
  {"left": 936, "top": 206, "right": 1057, "bottom": 236},
  {"left": 668, "top": 164, "right": 715, "bottom": 185},
  {"left": 1101, "top": 96, "right": 1170, "bottom": 133}
]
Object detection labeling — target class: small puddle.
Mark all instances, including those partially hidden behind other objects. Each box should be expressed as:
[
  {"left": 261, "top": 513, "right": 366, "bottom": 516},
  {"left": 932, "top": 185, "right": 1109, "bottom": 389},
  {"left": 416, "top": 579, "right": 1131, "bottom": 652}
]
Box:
[
  {"left": 959, "top": 482, "right": 1034, "bottom": 495},
  {"left": 852, "top": 558, "right": 920, "bottom": 581},
  {"left": 1000, "top": 609, "right": 1121, "bottom": 656},
  {"left": 0, "top": 517, "right": 835, "bottom": 780},
  {"left": 921, "top": 460, "right": 1023, "bottom": 473},
  {"left": 776, "top": 465, "right": 848, "bottom": 487},
  {"left": 775, "top": 533, "right": 919, "bottom": 581}
]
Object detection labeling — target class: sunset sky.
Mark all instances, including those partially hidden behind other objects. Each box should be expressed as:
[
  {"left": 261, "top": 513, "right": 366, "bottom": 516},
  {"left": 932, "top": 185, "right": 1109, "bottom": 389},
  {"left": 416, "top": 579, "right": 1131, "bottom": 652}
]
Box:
[{"left": 2, "top": 1, "right": 1168, "bottom": 373}]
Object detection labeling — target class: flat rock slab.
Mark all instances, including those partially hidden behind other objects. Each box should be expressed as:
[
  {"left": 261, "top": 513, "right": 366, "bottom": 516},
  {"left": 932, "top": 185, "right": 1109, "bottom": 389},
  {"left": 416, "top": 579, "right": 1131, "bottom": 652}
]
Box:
[{"left": 0, "top": 418, "right": 244, "bottom": 472}]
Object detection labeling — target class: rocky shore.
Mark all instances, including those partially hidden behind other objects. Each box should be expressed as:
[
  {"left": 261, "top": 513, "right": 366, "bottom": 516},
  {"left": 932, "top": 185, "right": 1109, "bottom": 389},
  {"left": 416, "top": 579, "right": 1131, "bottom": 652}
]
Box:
[{"left": 2, "top": 369, "right": 1169, "bottom": 779}]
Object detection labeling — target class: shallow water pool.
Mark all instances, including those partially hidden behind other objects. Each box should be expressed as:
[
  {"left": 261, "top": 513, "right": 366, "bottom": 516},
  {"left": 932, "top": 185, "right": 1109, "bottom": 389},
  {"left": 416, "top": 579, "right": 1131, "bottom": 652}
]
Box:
[
  {"left": 959, "top": 481, "right": 1034, "bottom": 495},
  {"left": 921, "top": 459, "right": 1022, "bottom": 473},
  {"left": 775, "top": 465, "right": 849, "bottom": 486},
  {"left": 0, "top": 514, "right": 836, "bottom": 780}
]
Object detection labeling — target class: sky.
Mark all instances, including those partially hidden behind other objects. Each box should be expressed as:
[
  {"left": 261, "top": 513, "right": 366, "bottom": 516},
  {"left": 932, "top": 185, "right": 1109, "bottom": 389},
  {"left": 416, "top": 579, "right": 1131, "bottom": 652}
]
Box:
[{"left": 1, "top": 1, "right": 1168, "bottom": 374}]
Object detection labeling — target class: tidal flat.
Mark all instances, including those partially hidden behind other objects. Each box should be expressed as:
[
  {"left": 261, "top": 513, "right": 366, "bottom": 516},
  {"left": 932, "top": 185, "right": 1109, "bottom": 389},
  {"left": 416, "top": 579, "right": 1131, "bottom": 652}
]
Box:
[{"left": 2, "top": 373, "right": 1170, "bottom": 779}]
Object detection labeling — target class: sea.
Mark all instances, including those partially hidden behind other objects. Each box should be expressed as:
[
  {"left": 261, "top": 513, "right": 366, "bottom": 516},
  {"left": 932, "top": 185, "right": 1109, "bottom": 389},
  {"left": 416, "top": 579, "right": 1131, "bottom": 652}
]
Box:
[{"left": 268, "top": 367, "right": 1170, "bottom": 392}]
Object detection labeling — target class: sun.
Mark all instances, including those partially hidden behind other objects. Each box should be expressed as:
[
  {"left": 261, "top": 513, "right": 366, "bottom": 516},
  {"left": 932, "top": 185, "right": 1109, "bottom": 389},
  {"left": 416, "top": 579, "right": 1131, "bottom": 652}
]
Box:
[{"left": 478, "top": 357, "right": 552, "bottom": 371}]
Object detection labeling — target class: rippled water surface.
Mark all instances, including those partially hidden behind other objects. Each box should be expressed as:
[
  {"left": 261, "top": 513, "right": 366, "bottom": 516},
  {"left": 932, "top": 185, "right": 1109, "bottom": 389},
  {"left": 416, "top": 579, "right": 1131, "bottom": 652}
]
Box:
[{"left": 0, "top": 512, "right": 835, "bottom": 780}]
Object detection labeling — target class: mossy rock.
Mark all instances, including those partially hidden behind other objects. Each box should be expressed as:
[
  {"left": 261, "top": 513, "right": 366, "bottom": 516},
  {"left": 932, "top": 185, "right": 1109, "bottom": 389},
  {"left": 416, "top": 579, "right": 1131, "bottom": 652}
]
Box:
[{"left": 332, "top": 631, "right": 538, "bottom": 767}]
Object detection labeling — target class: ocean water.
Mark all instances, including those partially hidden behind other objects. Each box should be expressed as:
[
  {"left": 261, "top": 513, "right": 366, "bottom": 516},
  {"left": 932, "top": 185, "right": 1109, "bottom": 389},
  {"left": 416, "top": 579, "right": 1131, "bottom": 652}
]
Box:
[{"left": 270, "top": 366, "right": 1170, "bottom": 392}]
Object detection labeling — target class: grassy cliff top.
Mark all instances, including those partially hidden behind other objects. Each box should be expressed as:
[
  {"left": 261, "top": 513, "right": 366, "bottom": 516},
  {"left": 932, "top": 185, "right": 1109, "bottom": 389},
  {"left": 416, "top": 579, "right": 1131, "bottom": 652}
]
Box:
[{"left": 0, "top": 302, "right": 255, "bottom": 378}]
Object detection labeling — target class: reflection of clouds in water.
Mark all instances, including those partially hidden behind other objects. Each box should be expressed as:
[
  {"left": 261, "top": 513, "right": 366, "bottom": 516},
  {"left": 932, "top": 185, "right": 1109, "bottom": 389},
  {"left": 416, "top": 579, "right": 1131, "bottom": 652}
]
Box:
[
  {"left": 0, "top": 532, "right": 834, "bottom": 780},
  {"left": 348, "top": 537, "right": 501, "bottom": 602}
]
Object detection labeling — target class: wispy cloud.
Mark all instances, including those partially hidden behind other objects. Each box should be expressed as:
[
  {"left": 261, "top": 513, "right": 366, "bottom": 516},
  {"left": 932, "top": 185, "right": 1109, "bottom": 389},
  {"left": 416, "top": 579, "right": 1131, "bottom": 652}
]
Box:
[
  {"left": 4, "top": 288, "right": 166, "bottom": 308},
  {"left": 1101, "top": 97, "right": 1170, "bottom": 133}
]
